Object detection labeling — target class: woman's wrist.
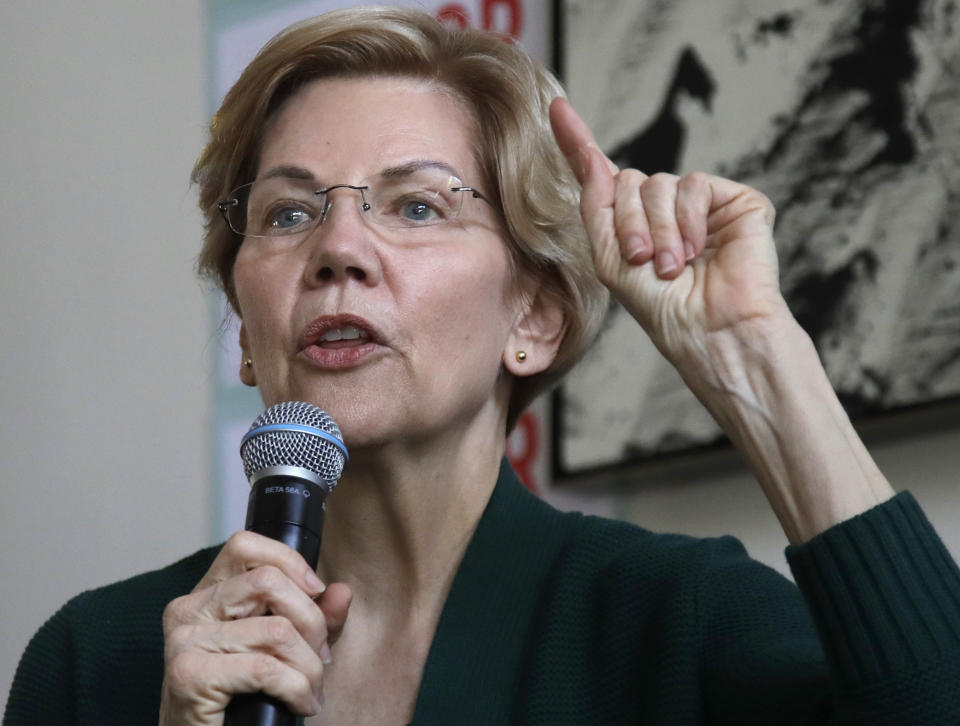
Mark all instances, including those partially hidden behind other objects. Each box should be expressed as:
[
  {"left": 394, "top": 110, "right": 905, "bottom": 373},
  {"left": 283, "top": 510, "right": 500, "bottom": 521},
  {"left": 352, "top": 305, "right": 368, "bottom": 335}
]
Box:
[{"left": 687, "top": 313, "right": 895, "bottom": 544}]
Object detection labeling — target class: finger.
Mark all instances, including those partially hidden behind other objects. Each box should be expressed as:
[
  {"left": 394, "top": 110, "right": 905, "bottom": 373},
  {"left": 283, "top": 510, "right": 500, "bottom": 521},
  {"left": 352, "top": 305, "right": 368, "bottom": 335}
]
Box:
[
  {"left": 170, "top": 565, "right": 330, "bottom": 656},
  {"left": 613, "top": 168, "right": 653, "bottom": 264},
  {"left": 218, "top": 566, "right": 331, "bottom": 656},
  {"left": 196, "top": 530, "right": 326, "bottom": 599},
  {"left": 704, "top": 177, "right": 777, "bottom": 243},
  {"left": 165, "top": 650, "right": 321, "bottom": 717},
  {"left": 676, "top": 172, "right": 712, "bottom": 258},
  {"left": 166, "top": 617, "right": 323, "bottom": 683},
  {"left": 639, "top": 173, "right": 684, "bottom": 278},
  {"left": 549, "top": 97, "right": 619, "bottom": 184}
]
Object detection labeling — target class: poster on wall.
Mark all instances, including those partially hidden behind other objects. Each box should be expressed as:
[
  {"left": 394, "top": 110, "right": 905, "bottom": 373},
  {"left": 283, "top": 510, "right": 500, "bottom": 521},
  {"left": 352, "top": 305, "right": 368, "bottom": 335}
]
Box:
[
  {"left": 206, "top": 0, "right": 565, "bottom": 539},
  {"left": 555, "top": 0, "right": 960, "bottom": 479}
]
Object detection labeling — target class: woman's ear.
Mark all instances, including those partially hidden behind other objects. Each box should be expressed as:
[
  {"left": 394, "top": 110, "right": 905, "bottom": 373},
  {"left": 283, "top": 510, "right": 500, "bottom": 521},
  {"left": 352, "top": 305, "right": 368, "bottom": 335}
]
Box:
[
  {"left": 503, "top": 282, "right": 566, "bottom": 377},
  {"left": 238, "top": 321, "right": 256, "bottom": 387}
]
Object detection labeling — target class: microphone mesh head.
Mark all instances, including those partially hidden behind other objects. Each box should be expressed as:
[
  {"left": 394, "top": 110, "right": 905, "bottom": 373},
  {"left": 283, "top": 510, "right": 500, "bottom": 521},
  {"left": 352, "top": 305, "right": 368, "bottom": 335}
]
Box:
[{"left": 240, "top": 402, "right": 346, "bottom": 487}]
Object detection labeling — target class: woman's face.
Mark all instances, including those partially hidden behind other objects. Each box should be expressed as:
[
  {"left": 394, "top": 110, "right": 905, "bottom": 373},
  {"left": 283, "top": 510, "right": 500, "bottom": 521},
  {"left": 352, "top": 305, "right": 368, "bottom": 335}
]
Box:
[{"left": 233, "top": 76, "right": 524, "bottom": 448}]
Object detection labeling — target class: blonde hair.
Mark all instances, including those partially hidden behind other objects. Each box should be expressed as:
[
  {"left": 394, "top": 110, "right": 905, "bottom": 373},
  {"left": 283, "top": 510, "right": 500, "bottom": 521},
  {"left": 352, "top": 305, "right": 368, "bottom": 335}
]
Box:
[{"left": 193, "top": 6, "right": 609, "bottom": 429}]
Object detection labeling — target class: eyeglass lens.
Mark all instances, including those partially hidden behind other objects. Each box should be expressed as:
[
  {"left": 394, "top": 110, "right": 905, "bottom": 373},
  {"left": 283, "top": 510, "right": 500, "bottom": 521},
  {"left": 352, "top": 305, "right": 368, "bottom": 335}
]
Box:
[{"left": 224, "top": 168, "right": 473, "bottom": 237}]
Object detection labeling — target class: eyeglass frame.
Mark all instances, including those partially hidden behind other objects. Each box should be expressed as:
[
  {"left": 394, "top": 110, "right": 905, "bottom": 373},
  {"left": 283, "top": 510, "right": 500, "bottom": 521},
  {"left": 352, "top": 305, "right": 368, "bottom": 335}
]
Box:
[{"left": 216, "top": 173, "right": 494, "bottom": 239}]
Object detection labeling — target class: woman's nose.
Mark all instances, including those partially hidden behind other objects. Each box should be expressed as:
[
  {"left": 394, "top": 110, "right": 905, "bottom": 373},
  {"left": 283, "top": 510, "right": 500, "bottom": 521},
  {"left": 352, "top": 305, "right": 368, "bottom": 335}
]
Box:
[{"left": 303, "top": 192, "right": 383, "bottom": 287}]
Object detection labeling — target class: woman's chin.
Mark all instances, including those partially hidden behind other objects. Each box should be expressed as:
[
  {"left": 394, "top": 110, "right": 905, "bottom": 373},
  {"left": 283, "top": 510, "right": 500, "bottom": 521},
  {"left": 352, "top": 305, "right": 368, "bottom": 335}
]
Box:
[
  {"left": 310, "top": 401, "right": 402, "bottom": 450},
  {"left": 260, "top": 386, "right": 378, "bottom": 425}
]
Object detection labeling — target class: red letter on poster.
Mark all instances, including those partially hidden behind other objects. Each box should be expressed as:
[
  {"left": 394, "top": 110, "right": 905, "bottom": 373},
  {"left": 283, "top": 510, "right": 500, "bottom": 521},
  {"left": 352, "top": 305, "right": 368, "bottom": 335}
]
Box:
[
  {"left": 436, "top": 4, "right": 470, "bottom": 27},
  {"left": 483, "top": 0, "right": 523, "bottom": 38},
  {"left": 507, "top": 410, "right": 540, "bottom": 494}
]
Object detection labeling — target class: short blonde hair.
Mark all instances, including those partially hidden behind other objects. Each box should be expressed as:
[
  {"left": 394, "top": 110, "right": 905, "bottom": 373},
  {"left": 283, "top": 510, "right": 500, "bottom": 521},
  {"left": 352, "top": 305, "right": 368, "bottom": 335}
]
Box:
[{"left": 193, "top": 6, "right": 609, "bottom": 430}]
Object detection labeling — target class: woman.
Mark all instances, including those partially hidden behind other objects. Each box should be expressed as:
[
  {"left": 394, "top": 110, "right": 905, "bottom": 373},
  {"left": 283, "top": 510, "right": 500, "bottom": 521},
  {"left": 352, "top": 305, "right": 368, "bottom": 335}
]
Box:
[{"left": 6, "top": 7, "right": 960, "bottom": 725}]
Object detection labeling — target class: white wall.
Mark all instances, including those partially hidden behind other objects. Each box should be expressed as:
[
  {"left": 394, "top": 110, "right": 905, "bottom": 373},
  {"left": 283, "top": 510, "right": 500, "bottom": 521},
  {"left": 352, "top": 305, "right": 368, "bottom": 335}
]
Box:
[
  {"left": 0, "top": 0, "right": 209, "bottom": 712},
  {"left": 2, "top": 0, "right": 958, "bottom": 717},
  {"left": 609, "top": 403, "right": 960, "bottom": 579}
]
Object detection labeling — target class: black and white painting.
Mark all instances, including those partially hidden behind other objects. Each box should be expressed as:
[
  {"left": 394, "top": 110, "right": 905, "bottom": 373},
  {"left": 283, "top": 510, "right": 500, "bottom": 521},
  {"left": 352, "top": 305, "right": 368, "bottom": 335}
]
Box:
[{"left": 557, "top": 0, "right": 960, "bottom": 476}]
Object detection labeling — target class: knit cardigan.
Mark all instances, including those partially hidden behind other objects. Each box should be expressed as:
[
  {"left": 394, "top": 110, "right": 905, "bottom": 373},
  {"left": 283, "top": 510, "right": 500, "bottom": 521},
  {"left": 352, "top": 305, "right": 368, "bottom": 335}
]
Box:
[{"left": 6, "top": 461, "right": 960, "bottom": 724}]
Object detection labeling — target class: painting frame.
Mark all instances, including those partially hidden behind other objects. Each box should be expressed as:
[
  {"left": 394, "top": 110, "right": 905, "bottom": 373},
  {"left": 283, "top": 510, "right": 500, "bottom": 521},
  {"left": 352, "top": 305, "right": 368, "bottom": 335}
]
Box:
[{"left": 551, "top": 0, "right": 960, "bottom": 482}]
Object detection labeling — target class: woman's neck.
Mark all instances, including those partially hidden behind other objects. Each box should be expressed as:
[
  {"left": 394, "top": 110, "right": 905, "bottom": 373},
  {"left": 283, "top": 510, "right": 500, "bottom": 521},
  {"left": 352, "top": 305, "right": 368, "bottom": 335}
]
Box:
[{"left": 316, "top": 414, "right": 506, "bottom": 623}]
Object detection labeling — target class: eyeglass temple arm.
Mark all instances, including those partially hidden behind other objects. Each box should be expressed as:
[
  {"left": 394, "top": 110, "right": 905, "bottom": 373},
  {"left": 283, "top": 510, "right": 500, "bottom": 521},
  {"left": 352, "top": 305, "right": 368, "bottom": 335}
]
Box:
[{"left": 452, "top": 186, "right": 485, "bottom": 201}]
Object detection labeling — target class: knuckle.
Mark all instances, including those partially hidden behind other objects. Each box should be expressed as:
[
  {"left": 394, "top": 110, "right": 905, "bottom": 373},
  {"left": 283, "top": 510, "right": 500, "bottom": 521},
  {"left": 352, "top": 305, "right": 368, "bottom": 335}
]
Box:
[
  {"left": 251, "top": 652, "right": 284, "bottom": 686},
  {"left": 747, "top": 190, "right": 776, "bottom": 223},
  {"left": 249, "top": 564, "right": 286, "bottom": 593},
  {"left": 163, "top": 596, "right": 190, "bottom": 629},
  {"left": 646, "top": 171, "right": 678, "bottom": 189},
  {"left": 264, "top": 616, "right": 299, "bottom": 651},
  {"left": 759, "top": 192, "right": 776, "bottom": 218},
  {"left": 681, "top": 170, "right": 710, "bottom": 190},
  {"left": 165, "top": 652, "right": 202, "bottom": 693},
  {"left": 225, "top": 529, "right": 260, "bottom": 556}
]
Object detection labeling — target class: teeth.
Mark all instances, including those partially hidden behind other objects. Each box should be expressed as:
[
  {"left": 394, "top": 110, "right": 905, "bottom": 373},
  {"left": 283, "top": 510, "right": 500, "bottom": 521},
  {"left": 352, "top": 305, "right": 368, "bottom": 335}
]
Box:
[{"left": 320, "top": 325, "right": 366, "bottom": 342}]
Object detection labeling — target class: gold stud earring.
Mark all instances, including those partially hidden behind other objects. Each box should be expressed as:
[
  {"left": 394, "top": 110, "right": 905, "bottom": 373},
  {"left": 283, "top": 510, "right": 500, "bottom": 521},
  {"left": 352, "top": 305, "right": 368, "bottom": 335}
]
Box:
[
  {"left": 515, "top": 351, "right": 527, "bottom": 363},
  {"left": 243, "top": 358, "right": 253, "bottom": 368}
]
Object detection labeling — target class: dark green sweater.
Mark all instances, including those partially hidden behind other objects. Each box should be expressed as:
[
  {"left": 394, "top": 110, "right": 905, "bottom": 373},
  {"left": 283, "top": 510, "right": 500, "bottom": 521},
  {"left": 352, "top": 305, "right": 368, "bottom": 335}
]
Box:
[{"left": 7, "top": 462, "right": 960, "bottom": 724}]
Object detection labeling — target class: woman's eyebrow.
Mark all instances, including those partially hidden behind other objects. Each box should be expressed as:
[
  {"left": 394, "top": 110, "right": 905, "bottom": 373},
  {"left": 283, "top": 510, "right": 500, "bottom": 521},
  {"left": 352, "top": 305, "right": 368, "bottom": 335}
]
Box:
[
  {"left": 379, "top": 159, "right": 460, "bottom": 179},
  {"left": 258, "top": 165, "right": 315, "bottom": 181},
  {"left": 257, "top": 160, "right": 463, "bottom": 182}
]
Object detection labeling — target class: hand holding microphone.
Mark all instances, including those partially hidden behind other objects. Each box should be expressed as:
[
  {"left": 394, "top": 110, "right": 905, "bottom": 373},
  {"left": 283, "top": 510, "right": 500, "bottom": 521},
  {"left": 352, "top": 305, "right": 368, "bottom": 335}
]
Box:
[{"left": 159, "top": 403, "right": 350, "bottom": 726}]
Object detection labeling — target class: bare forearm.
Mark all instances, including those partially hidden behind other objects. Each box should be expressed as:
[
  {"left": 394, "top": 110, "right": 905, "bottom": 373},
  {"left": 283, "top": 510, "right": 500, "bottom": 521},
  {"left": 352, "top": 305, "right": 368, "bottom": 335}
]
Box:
[{"left": 690, "top": 314, "right": 895, "bottom": 544}]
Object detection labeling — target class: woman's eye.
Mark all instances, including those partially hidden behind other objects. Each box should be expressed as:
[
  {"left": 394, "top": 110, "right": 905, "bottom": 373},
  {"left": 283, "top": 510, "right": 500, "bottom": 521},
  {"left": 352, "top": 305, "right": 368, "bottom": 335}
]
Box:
[
  {"left": 268, "top": 206, "right": 313, "bottom": 230},
  {"left": 397, "top": 198, "right": 444, "bottom": 224}
]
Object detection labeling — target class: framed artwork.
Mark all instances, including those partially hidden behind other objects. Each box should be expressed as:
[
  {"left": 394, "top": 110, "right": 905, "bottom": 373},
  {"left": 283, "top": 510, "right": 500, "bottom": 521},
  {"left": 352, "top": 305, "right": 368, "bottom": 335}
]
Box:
[{"left": 554, "top": 0, "right": 960, "bottom": 479}]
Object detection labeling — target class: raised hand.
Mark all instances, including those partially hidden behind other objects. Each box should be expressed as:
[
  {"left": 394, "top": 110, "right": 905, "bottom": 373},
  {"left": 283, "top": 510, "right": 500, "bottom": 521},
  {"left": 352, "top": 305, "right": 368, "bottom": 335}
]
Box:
[
  {"left": 159, "top": 531, "right": 351, "bottom": 725},
  {"left": 549, "top": 97, "right": 793, "bottom": 386},
  {"left": 549, "top": 97, "right": 893, "bottom": 542}
]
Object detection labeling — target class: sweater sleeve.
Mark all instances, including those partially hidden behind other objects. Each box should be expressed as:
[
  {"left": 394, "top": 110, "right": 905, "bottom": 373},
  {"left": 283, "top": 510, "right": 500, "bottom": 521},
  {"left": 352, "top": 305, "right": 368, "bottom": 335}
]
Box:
[
  {"left": 785, "top": 491, "right": 960, "bottom": 723},
  {"left": 694, "top": 492, "right": 960, "bottom": 725},
  {"left": 4, "top": 602, "right": 77, "bottom": 726}
]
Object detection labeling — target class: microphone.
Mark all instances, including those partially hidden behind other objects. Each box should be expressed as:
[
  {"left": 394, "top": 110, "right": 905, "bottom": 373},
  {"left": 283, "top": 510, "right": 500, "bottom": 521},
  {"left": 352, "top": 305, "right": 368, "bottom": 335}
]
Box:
[{"left": 225, "top": 401, "right": 348, "bottom": 726}]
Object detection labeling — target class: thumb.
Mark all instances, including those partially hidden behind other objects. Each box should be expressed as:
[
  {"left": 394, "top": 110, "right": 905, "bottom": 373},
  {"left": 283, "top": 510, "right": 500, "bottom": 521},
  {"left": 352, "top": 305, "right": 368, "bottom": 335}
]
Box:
[{"left": 317, "top": 582, "right": 352, "bottom": 644}]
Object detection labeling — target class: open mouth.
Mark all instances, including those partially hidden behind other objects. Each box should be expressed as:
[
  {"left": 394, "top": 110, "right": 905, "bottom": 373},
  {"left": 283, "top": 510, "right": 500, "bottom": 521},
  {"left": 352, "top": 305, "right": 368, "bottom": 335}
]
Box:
[
  {"left": 317, "top": 324, "right": 370, "bottom": 347},
  {"left": 299, "top": 315, "right": 381, "bottom": 368}
]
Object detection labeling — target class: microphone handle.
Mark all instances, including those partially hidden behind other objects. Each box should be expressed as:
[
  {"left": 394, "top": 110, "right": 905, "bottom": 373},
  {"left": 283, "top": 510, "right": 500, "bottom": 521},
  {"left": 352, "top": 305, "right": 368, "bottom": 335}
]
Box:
[{"left": 224, "top": 475, "right": 327, "bottom": 726}]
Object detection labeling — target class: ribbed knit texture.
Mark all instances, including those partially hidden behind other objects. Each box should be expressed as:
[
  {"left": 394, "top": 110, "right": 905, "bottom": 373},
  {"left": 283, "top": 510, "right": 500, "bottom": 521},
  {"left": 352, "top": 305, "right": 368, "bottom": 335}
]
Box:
[
  {"left": 786, "top": 492, "right": 960, "bottom": 722},
  {"left": 4, "top": 545, "right": 216, "bottom": 725},
  {"left": 6, "top": 463, "right": 960, "bottom": 724}
]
